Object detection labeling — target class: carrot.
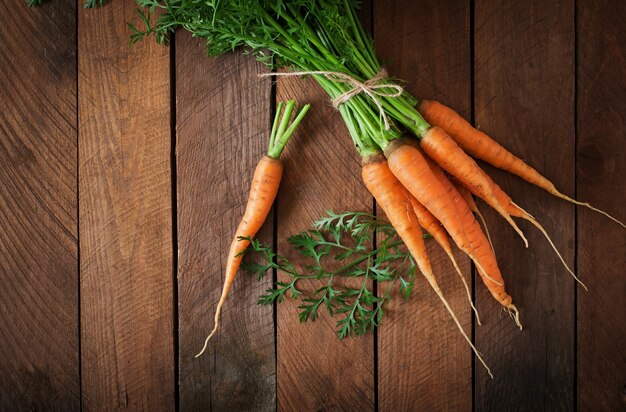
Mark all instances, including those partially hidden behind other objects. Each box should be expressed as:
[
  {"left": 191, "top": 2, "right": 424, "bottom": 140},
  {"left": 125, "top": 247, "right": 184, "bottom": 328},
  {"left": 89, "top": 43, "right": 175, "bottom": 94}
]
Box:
[
  {"left": 423, "top": 157, "right": 522, "bottom": 328},
  {"left": 384, "top": 139, "right": 520, "bottom": 327},
  {"left": 419, "top": 126, "right": 529, "bottom": 247},
  {"left": 408, "top": 194, "right": 481, "bottom": 324},
  {"left": 419, "top": 99, "right": 626, "bottom": 228},
  {"left": 196, "top": 101, "right": 310, "bottom": 357},
  {"left": 453, "top": 179, "right": 495, "bottom": 255},
  {"left": 362, "top": 153, "right": 492, "bottom": 377}
]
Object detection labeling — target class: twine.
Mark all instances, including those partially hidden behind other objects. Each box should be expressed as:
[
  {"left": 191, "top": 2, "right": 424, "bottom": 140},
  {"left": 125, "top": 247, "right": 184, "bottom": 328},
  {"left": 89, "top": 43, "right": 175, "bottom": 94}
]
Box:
[{"left": 260, "top": 69, "right": 403, "bottom": 130}]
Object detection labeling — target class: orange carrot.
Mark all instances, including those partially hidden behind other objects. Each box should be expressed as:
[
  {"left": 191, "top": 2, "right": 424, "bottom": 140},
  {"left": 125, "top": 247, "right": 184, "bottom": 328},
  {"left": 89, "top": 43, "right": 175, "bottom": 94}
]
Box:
[
  {"left": 362, "top": 153, "right": 492, "bottom": 377},
  {"left": 453, "top": 179, "right": 495, "bottom": 255},
  {"left": 196, "top": 101, "right": 310, "bottom": 357},
  {"left": 419, "top": 126, "right": 529, "bottom": 246},
  {"left": 408, "top": 194, "right": 481, "bottom": 324},
  {"left": 419, "top": 99, "right": 625, "bottom": 228},
  {"left": 196, "top": 155, "right": 282, "bottom": 357},
  {"left": 384, "top": 139, "right": 520, "bottom": 325}
]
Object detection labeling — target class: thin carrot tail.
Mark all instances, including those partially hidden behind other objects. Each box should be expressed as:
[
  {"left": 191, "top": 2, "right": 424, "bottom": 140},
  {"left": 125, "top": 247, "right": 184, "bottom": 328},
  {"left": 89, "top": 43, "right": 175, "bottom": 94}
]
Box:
[
  {"left": 446, "top": 251, "right": 481, "bottom": 325},
  {"left": 502, "top": 212, "right": 528, "bottom": 248},
  {"left": 553, "top": 191, "right": 626, "bottom": 229},
  {"left": 515, "top": 205, "right": 588, "bottom": 291},
  {"left": 505, "top": 303, "right": 523, "bottom": 330},
  {"left": 196, "top": 296, "right": 227, "bottom": 358},
  {"left": 429, "top": 282, "right": 493, "bottom": 379},
  {"left": 474, "top": 208, "right": 495, "bottom": 256},
  {"left": 474, "top": 260, "right": 503, "bottom": 286}
]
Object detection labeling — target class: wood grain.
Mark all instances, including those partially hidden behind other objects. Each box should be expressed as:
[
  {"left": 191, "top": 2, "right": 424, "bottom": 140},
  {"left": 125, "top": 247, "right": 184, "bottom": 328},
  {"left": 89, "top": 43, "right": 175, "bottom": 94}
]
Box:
[
  {"left": 474, "top": 1, "right": 575, "bottom": 409},
  {"left": 78, "top": 2, "right": 174, "bottom": 410},
  {"left": 176, "top": 32, "right": 275, "bottom": 411},
  {"left": 0, "top": 1, "right": 78, "bottom": 410},
  {"left": 577, "top": 1, "right": 626, "bottom": 410},
  {"left": 275, "top": 79, "right": 375, "bottom": 411},
  {"left": 374, "top": 1, "right": 473, "bottom": 410}
]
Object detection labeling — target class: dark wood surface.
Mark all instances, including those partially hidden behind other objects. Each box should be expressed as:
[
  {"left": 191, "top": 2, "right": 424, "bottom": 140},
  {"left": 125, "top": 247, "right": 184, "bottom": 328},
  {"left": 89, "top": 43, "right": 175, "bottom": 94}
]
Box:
[
  {"left": 78, "top": 1, "right": 174, "bottom": 410},
  {"left": 0, "top": 1, "right": 78, "bottom": 410},
  {"left": 1, "top": 0, "right": 625, "bottom": 411},
  {"left": 474, "top": 1, "right": 576, "bottom": 410},
  {"left": 176, "top": 31, "right": 275, "bottom": 411},
  {"left": 577, "top": 1, "right": 626, "bottom": 410}
]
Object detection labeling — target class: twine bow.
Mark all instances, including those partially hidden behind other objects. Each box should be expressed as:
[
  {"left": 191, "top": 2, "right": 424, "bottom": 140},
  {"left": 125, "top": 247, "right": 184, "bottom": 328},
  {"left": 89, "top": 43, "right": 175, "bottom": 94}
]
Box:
[{"left": 260, "top": 69, "right": 403, "bottom": 130}]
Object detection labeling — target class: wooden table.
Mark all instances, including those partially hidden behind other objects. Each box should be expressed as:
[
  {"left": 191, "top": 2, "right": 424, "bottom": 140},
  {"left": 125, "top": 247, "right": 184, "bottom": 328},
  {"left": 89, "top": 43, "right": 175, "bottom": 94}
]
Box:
[{"left": 1, "top": 1, "right": 625, "bottom": 410}]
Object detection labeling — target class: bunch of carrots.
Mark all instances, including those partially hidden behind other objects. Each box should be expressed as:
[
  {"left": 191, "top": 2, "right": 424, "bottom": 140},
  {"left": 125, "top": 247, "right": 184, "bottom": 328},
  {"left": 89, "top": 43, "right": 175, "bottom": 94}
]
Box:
[{"left": 46, "top": 0, "right": 623, "bottom": 376}]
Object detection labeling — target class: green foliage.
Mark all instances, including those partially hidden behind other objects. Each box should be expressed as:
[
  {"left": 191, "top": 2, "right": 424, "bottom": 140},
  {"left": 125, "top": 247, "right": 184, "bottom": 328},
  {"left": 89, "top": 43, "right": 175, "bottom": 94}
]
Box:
[{"left": 242, "top": 211, "right": 421, "bottom": 339}]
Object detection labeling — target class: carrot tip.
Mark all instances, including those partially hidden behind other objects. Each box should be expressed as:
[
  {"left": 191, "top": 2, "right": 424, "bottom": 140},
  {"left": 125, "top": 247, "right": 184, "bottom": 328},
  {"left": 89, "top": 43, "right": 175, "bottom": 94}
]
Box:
[
  {"left": 431, "top": 282, "right": 493, "bottom": 379},
  {"left": 475, "top": 208, "right": 496, "bottom": 257},
  {"left": 474, "top": 260, "right": 503, "bottom": 286},
  {"left": 506, "top": 304, "right": 523, "bottom": 330},
  {"left": 195, "top": 305, "right": 223, "bottom": 358},
  {"left": 555, "top": 192, "right": 626, "bottom": 229},
  {"left": 448, "top": 251, "right": 481, "bottom": 325},
  {"left": 523, "top": 214, "right": 589, "bottom": 291}
]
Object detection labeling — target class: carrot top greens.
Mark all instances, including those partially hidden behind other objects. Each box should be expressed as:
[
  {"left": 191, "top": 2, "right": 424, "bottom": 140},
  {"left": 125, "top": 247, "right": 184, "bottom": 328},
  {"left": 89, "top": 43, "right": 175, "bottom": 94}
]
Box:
[{"left": 241, "top": 211, "right": 428, "bottom": 339}]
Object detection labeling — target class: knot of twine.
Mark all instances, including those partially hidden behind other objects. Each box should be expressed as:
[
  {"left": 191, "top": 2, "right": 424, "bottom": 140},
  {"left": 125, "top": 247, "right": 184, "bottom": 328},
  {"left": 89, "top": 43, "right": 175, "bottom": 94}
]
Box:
[{"left": 260, "top": 69, "right": 403, "bottom": 130}]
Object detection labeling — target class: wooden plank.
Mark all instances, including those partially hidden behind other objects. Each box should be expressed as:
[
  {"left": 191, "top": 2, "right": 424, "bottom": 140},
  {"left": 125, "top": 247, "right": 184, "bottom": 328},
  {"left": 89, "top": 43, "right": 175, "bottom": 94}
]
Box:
[
  {"left": 577, "top": 1, "right": 626, "bottom": 410},
  {"left": 176, "top": 32, "right": 275, "bottom": 410},
  {"left": 474, "top": 1, "right": 575, "bottom": 409},
  {"left": 78, "top": 2, "right": 174, "bottom": 410},
  {"left": 374, "top": 1, "right": 473, "bottom": 409},
  {"left": 0, "top": 1, "right": 78, "bottom": 410},
  {"left": 275, "top": 74, "right": 375, "bottom": 411}
]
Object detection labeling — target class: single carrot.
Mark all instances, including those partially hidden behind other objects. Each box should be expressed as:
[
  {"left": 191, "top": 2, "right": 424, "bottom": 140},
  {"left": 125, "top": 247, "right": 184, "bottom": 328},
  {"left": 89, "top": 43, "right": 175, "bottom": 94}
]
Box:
[
  {"left": 419, "top": 99, "right": 625, "bottom": 228},
  {"left": 196, "top": 101, "right": 311, "bottom": 357},
  {"left": 422, "top": 157, "right": 522, "bottom": 328},
  {"left": 453, "top": 178, "right": 496, "bottom": 255},
  {"left": 419, "top": 126, "right": 529, "bottom": 247},
  {"left": 408, "top": 194, "right": 481, "bottom": 324},
  {"left": 384, "top": 139, "right": 520, "bottom": 326},
  {"left": 362, "top": 153, "right": 492, "bottom": 377}
]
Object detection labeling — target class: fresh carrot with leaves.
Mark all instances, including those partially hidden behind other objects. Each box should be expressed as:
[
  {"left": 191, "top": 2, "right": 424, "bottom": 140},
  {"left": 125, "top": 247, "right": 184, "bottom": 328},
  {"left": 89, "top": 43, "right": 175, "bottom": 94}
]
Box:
[
  {"left": 362, "top": 153, "right": 492, "bottom": 377},
  {"left": 419, "top": 99, "right": 625, "bottom": 228},
  {"left": 196, "top": 100, "right": 311, "bottom": 357},
  {"left": 407, "top": 194, "right": 481, "bottom": 323}
]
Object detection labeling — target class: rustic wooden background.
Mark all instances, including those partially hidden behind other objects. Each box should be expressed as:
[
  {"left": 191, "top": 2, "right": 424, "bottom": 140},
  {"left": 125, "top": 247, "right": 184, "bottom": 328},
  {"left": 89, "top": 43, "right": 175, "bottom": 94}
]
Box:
[{"left": 1, "top": 0, "right": 625, "bottom": 410}]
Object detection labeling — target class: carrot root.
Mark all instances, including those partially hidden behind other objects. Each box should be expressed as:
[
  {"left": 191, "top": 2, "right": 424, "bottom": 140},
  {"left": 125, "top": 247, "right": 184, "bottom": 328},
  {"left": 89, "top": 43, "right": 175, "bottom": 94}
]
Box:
[
  {"left": 474, "top": 260, "right": 503, "bottom": 286},
  {"left": 474, "top": 208, "right": 495, "bottom": 256},
  {"left": 447, "top": 251, "right": 481, "bottom": 325},
  {"left": 505, "top": 303, "right": 523, "bottom": 330},
  {"left": 505, "top": 214, "right": 529, "bottom": 248},
  {"left": 432, "top": 283, "right": 493, "bottom": 379},
  {"left": 196, "top": 304, "right": 224, "bottom": 358},
  {"left": 523, "top": 214, "right": 588, "bottom": 291},
  {"left": 554, "top": 192, "right": 626, "bottom": 229}
]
